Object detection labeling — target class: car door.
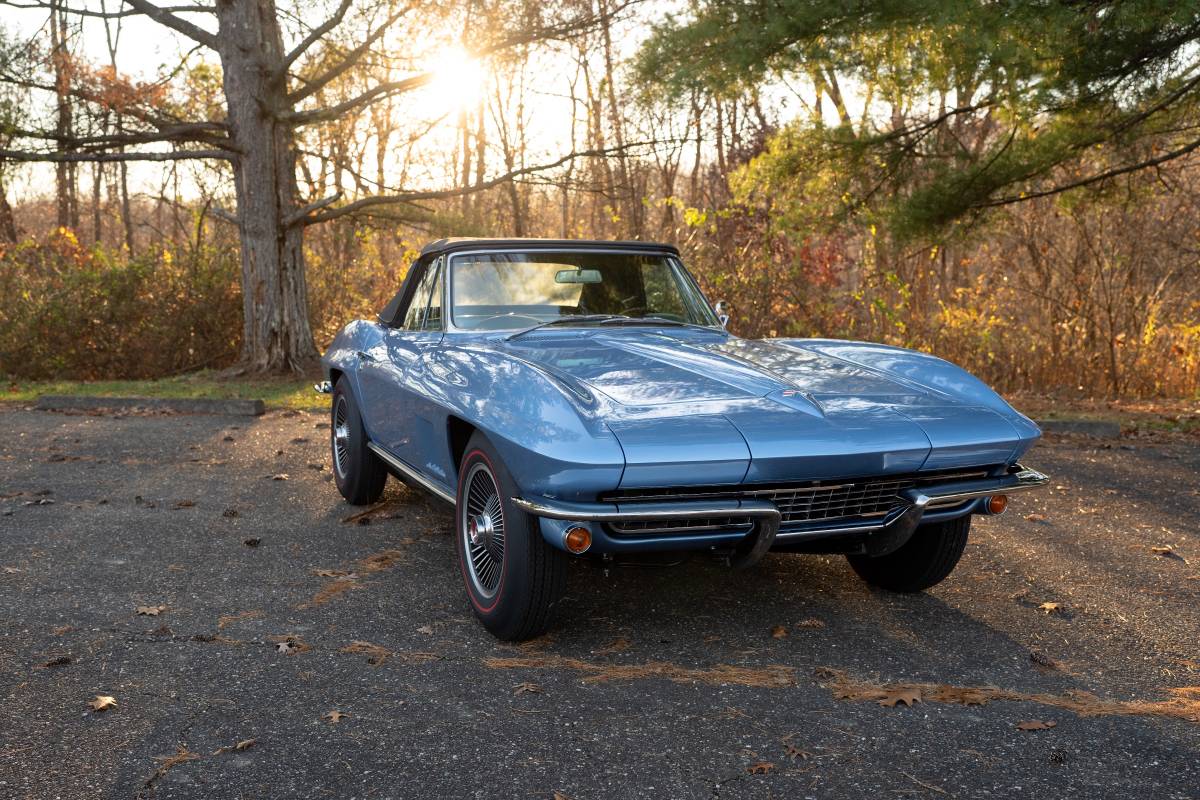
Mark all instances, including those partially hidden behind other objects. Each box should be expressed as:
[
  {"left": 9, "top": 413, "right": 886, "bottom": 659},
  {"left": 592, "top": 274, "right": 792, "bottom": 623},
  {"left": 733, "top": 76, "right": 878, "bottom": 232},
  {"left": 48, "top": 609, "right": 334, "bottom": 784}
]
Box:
[{"left": 358, "top": 257, "right": 445, "bottom": 456}]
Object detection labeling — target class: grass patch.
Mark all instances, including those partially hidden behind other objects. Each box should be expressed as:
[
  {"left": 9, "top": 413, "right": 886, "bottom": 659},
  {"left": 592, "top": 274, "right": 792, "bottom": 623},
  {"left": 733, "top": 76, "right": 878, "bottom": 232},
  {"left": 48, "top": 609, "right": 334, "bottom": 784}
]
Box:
[{"left": 2, "top": 371, "right": 319, "bottom": 411}]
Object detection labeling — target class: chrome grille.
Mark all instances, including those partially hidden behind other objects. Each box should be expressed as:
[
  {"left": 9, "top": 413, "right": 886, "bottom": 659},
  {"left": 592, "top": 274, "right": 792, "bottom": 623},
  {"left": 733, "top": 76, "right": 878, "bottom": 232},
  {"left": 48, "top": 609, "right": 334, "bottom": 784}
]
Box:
[{"left": 604, "top": 470, "right": 988, "bottom": 536}]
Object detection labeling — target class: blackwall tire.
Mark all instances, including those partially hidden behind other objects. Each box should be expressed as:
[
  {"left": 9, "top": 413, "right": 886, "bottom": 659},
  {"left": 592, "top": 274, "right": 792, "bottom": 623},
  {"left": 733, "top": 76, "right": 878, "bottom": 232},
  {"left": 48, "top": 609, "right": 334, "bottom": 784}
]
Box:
[
  {"left": 846, "top": 516, "right": 971, "bottom": 593},
  {"left": 330, "top": 378, "right": 387, "bottom": 505}
]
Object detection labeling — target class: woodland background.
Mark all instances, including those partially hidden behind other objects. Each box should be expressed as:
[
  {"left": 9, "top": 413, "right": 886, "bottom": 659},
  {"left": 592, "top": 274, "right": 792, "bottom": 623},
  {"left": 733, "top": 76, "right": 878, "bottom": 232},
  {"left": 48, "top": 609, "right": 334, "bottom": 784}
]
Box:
[{"left": 1, "top": 0, "right": 1198, "bottom": 398}]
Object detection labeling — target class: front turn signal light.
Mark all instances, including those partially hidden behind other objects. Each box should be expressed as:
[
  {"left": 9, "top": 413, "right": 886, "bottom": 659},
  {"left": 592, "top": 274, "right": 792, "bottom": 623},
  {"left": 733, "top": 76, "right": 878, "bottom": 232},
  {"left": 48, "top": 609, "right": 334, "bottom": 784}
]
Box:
[
  {"left": 987, "top": 495, "right": 1009, "bottom": 515},
  {"left": 563, "top": 526, "right": 592, "bottom": 554}
]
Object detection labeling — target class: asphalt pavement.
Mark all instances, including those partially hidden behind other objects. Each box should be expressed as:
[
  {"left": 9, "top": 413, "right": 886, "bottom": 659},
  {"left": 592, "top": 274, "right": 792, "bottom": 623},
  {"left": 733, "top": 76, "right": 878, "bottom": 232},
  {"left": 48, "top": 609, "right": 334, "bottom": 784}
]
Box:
[{"left": 1, "top": 404, "right": 1197, "bottom": 799}]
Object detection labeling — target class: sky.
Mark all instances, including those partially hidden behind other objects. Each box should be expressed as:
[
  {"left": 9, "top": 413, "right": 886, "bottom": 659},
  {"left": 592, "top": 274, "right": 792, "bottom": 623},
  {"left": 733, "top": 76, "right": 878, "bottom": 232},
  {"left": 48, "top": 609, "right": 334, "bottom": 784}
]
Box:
[{"left": 0, "top": 0, "right": 834, "bottom": 206}]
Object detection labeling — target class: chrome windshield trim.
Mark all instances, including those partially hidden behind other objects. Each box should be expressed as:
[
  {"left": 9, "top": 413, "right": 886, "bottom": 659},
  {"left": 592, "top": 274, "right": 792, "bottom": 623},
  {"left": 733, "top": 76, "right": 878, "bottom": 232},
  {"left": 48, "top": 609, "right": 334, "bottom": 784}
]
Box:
[
  {"left": 444, "top": 248, "right": 724, "bottom": 333},
  {"left": 366, "top": 442, "right": 455, "bottom": 504}
]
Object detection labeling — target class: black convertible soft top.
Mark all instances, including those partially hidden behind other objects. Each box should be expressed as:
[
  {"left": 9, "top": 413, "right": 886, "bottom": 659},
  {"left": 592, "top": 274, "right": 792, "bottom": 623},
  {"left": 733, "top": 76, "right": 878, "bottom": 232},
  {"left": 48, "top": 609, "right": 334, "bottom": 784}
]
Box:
[{"left": 418, "top": 237, "right": 680, "bottom": 257}]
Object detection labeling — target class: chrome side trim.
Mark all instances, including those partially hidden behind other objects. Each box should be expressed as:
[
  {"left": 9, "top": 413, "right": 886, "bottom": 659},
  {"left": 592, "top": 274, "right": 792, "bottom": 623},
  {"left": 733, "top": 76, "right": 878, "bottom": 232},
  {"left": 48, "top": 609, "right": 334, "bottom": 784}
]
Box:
[
  {"left": 314, "top": 380, "right": 333, "bottom": 394},
  {"left": 903, "top": 465, "right": 1049, "bottom": 509},
  {"left": 511, "top": 497, "right": 781, "bottom": 523},
  {"left": 366, "top": 442, "right": 456, "bottom": 505}
]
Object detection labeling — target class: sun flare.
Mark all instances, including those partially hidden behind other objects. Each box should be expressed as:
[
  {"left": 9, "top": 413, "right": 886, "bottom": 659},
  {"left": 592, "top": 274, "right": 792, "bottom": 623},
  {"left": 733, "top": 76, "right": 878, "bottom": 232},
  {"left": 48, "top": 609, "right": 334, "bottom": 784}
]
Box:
[{"left": 428, "top": 46, "right": 486, "bottom": 113}]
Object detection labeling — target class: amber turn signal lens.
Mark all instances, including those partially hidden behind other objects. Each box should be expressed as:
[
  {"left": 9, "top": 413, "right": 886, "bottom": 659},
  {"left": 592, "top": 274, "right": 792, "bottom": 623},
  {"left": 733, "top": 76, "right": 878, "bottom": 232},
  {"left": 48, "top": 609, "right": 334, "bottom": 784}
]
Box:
[
  {"left": 987, "top": 495, "right": 1009, "bottom": 515},
  {"left": 563, "top": 526, "right": 592, "bottom": 554}
]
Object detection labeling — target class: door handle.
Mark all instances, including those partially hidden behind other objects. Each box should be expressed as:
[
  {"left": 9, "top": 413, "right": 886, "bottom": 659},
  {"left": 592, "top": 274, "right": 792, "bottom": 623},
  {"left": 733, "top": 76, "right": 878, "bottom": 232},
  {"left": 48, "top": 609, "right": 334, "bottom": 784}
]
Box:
[{"left": 356, "top": 350, "right": 375, "bottom": 362}]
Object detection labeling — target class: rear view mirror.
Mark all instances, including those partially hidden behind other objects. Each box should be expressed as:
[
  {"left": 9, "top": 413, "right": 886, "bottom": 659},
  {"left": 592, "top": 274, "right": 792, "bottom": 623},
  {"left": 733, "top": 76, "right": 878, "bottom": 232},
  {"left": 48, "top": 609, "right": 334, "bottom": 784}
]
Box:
[
  {"left": 555, "top": 268, "right": 602, "bottom": 284},
  {"left": 714, "top": 300, "right": 730, "bottom": 328}
]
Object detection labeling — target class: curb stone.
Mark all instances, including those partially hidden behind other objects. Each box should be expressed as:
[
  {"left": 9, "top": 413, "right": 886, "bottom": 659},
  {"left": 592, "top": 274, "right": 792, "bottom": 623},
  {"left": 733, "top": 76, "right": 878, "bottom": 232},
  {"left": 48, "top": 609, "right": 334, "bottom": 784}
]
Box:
[{"left": 35, "top": 395, "right": 265, "bottom": 417}]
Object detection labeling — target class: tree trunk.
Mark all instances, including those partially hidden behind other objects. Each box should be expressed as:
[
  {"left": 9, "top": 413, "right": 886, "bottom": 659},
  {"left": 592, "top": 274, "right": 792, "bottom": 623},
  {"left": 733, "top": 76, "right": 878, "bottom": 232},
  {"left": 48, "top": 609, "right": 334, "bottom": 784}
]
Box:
[
  {"left": 214, "top": 0, "right": 318, "bottom": 374},
  {"left": 0, "top": 175, "right": 18, "bottom": 243},
  {"left": 50, "top": 2, "right": 78, "bottom": 230}
]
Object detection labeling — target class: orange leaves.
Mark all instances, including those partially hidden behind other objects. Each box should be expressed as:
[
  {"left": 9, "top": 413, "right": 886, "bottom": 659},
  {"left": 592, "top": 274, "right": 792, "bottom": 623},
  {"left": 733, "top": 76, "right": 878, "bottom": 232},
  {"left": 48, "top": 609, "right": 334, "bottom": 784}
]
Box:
[
  {"left": 1016, "top": 720, "right": 1057, "bottom": 731},
  {"left": 73, "top": 63, "right": 168, "bottom": 114}
]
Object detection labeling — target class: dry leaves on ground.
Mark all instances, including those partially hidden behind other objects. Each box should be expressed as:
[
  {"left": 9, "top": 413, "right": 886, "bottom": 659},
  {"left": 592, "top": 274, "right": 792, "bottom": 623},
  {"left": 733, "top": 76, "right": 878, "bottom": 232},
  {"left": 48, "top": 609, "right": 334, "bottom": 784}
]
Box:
[
  {"left": 136, "top": 605, "right": 167, "bottom": 616},
  {"left": 323, "top": 710, "right": 349, "bottom": 724},
  {"left": 1039, "top": 602, "right": 1062, "bottom": 614},
  {"left": 1016, "top": 720, "right": 1058, "bottom": 731},
  {"left": 747, "top": 762, "right": 775, "bottom": 775},
  {"left": 817, "top": 667, "right": 1200, "bottom": 722},
  {"left": 212, "top": 739, "right": 256, "bottom": 755},
  {"left": 512, "top": 682, "right": 543, "bottom": 695},
  {"left": 217, "top": 610, "right": 263, "bottom": 629},
  {"left": 770, "top": 625, "right": 788, "bottom": 639},
  {"left": 485, "top": 654, "right": 796, "bottom": 688},
  {"left": 270, "top": 635, "right": 311, "bottom": 655},
  {"left": 877, "top": 688, "right": 922, "bottom": 707},
  {"left": 340, "top": 640, "right": 390, "bottom": 666},
  {"left": 89, "top": 695, "right": 117, "bottom": 712},
  {"left": 1025, "top": 513, "right": 1047, "bottom": 522},
  {"left": 40, "top": 655, "right": 71, "bottom": 668}
]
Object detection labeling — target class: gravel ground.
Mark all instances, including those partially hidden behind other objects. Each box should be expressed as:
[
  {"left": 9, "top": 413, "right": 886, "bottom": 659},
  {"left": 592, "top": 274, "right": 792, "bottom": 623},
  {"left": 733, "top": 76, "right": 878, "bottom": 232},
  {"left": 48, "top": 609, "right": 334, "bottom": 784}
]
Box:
[{"left": 1, "top": 405, "right": 1197, "bottom": 799}]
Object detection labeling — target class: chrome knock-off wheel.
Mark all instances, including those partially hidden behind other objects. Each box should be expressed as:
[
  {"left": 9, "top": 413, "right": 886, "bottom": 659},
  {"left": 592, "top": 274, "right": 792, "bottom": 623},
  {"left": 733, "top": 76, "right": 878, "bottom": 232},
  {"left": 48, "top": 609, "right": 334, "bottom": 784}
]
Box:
[
  {"left": 462, "top": 462, "right": 505, "bottom": 598},
  {"left": 332, "top": 395, "right": 351, "bottom": 479}
]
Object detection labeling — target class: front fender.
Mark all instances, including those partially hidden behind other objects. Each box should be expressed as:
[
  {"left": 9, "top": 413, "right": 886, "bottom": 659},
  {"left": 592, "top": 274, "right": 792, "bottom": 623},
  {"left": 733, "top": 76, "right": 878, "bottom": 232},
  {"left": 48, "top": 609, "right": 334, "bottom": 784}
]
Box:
[
  {"left": 776, "top": 338, "right": 1042, "bottom": 460},
  {"left": 321, "top": 319, "right": 383, "bottom": 402},
  {"left": 421, "top": 344, "right": 626, "bottom": 501}
]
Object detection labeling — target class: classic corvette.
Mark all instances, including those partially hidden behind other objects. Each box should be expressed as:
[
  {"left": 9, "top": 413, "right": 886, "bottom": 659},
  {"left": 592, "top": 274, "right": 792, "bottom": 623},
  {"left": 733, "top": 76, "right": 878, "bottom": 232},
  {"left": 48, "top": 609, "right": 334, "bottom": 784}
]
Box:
[{"left": 318, "top": 238, "right": 1047, "bottom": 640}]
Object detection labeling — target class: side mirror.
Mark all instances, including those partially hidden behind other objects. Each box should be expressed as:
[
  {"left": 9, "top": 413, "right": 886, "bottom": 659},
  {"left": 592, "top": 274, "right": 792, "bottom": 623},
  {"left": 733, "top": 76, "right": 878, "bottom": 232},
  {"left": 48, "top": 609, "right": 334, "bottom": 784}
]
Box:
[{"left": 714, "top": 300, "right": 730, "bottom": 328}]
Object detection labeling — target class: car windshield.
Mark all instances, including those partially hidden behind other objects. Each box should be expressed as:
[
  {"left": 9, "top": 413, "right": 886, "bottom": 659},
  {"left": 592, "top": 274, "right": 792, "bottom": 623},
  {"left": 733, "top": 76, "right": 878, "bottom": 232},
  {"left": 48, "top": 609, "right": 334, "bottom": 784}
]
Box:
[{"left": 449, "top": 251, "right": 720, "bottom": 331}]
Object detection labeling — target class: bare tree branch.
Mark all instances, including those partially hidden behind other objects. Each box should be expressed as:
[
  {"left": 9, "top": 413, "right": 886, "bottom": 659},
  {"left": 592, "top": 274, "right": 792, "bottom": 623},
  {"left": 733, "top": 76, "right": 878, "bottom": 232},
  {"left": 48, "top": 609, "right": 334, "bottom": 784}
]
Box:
[
  {"left": 277, "top": 0, "right": 353, "bottom": 78},
  {"left": 283, "top": 72, "right": 431, "bottom": 125},
  {"left": 285, "top": 5, "right": 412, "bottom": 104},
  {"left": 120, "top": 0, "right": 218, "bottom": 48},
  {"left": 0, "top": 148, "right": 233, "bottom": 162},
  {"left": 1, "top": 1, "right": 213, "bottom": 18},
  {"left": 300, "top": 142, "right": 664, "bottom": 225},
  {"left": 282, "top": 190, "right": 342, "bottom": 225},
  {"left": 11, "top": 122, "right": 231, "bottom": 151}
]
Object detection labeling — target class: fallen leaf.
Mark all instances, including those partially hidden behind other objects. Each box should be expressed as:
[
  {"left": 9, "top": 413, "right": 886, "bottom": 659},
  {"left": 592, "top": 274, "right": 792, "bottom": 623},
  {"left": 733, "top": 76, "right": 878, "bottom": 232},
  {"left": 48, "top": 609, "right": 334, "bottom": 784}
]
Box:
[
  {"left": 796, "top": 618, "right": 825, "bottom": 629},
  {"left": 173, "top": 500, "right": 195, "bottom": 509},
  {"left": 1017, "top": 720, "right": 1057, "bottom": 731},
  {"left": 40, "top": 655, "right": 72, "bottom": 668},
  {"left": 212, "top": 739, "right": 256, "bottom": 755},
  {"left": 323, "top": 710, "right": 348, "bottom": 724},
  {"left": 276, "top": 641, "right": 295, "bottom": 655},
  {"left": 151, "top": 745, "right": 200, "bottom": 776},
  {"left": 747, "top": 762, "right": 775, "bottom": 775},
  {"left": 783, "top": 743, "right": 811, "bottom": 760},
  {"left": 512, "top": 682, "right": 543, "bottom": 695},
  {"left": 878, "top": 688, "right": 922, "bottom": 707},
  {"left": 2, "top": 566, "right": 20, "bottom": 574},
  {"left": 416, "top": 625, "right": 434, "bottom": 635},
  {"left": 770, "top": 625, "right": 788, "bottom": 639},
  {"left": 136, "top": 605, "right": 167, "bottom": 616},
  {"left": 243, "top": 537, "right": 261, "bottom": 547},
  {"left": 269, "top": 474, "right": 289, "bottom": 481},
  {"left": 595, "top": 637, "right": 631, "bottom": 655},
  {"left": 222, "top": 508, "right": 239, "bottom": 518},
  {"left": 291, "top": 437, "right": 309, "bottom": 444},
  {"left": 90, "top": 695, "right": 117, "bottom": 712},
  {"left": 1025, "top": 513, "right": 1047, "bottom": 522},
  {"left": 1039, "top": 602, "right": 1061, "bottom": 614}
]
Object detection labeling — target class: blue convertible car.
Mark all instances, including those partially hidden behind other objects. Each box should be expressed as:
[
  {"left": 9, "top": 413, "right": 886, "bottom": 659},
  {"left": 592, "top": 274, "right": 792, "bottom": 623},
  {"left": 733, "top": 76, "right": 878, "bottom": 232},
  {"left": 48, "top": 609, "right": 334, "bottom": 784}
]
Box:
[{"left": 320, "top": 238, "right": 1047, "bottom": 640}]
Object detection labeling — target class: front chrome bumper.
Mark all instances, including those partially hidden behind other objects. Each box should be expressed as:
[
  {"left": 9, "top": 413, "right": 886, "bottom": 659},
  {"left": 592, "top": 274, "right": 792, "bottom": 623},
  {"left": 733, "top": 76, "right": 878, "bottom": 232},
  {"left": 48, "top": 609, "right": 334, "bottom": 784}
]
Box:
[{"left": 515, "top": 465, "right": 1049, "bottom": 556}]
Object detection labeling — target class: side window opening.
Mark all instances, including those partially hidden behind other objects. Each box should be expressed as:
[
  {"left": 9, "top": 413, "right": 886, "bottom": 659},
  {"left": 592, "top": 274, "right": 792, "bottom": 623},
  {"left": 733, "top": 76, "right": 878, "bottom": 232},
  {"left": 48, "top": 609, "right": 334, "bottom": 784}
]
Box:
[{"left": 401, "top": 259, "right": 439, "bottom": 330}]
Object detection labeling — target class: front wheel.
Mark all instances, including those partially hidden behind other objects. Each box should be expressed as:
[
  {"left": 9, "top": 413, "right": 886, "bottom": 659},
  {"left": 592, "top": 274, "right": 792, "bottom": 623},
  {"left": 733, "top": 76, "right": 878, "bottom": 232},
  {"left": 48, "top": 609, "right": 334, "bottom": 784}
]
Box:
[
  {"left": 330, "top": 378, "right": 387, "bottom": 505},
  {"left": 455, "top": 432, "right": 567, "bottom": 640},
  {"left": 846, "top": 516, "right": 970, "bottom": 592}
]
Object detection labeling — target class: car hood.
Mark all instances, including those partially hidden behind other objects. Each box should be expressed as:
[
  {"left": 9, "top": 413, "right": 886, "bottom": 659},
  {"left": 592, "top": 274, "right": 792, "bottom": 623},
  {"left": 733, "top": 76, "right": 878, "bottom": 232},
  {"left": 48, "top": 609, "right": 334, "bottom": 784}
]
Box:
[
  {"left": 504, "top": 331, "right": 922, "bottom": 405},
  {"left": 500, "top": 330, "right": 1032, "bottom": 485}
]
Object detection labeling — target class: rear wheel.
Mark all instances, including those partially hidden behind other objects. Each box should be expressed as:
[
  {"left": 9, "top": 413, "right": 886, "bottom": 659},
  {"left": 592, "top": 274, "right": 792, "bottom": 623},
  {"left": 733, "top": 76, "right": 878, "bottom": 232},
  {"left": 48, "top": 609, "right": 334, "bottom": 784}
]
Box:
[
  {"left": 330, "top": 378, "right": 387, "bottom": 505},
  {"left": 456, "top": 432, "right": 567, "bottom": 640},
  {"left": 846, "top": 516, "right": 970, "bottom": 592}
]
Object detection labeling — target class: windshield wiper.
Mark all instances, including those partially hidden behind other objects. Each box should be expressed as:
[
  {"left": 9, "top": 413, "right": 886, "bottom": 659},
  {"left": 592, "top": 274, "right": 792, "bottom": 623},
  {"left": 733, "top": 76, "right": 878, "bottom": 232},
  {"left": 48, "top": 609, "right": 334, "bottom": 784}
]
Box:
[
  {"left": 505, "top": 314, "right": 630, "bottom": 340},
  {"left": 598, "top": 316, "right": 718, "bottom": 331}
]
